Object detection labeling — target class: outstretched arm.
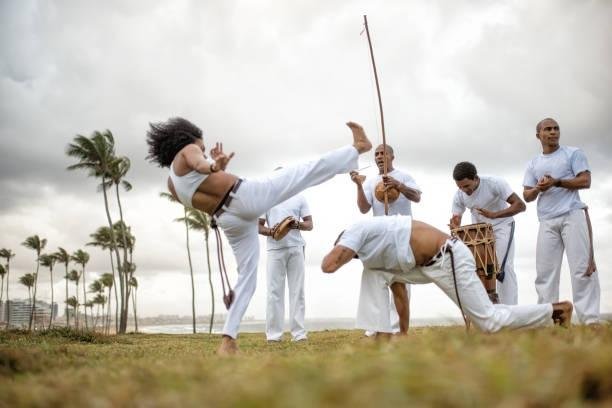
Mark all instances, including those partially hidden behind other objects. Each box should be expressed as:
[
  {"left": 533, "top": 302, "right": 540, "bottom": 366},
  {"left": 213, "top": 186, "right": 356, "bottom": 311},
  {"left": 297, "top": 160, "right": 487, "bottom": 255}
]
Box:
[{"left": 321, "top": 245, "right": 356, "bottom": 273}]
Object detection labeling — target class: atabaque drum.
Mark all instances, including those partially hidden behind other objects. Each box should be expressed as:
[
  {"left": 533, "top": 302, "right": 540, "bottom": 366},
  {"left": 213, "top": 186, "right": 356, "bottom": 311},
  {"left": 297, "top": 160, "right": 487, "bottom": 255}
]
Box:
[{"left": 451, "top": 223, "right": 499, "bottom": 303}]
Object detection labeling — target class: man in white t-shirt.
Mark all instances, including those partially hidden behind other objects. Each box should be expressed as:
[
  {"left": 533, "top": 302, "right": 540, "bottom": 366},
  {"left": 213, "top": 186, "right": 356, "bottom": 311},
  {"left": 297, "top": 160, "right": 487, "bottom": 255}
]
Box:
[
  {"left": 259, "top": 193, "right": 312, "bottom": 342},
  {"left": 449, "top": 162, "right": 526, "bottom": 305},
  {"left": 349, "top": 144, "right": 421, "bottom": 336},
  {"left": 322, "top": 215, "right": 573, "bottom": 332},
  {"left": 523, "top": 118, "right": 600, "bottom": 325}
]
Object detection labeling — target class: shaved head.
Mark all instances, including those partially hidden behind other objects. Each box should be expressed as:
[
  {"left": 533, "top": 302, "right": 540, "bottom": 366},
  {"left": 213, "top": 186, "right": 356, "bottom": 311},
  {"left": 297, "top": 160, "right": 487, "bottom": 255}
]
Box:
[{"left": 536, "top": 118, "right": 558, "bottom": 133}]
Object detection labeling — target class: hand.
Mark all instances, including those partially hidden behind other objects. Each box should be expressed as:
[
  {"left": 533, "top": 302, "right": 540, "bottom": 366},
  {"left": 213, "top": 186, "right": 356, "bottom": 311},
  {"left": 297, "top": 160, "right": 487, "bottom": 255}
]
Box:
[
  {"left": 350, "top": 171, "right": 366, "bottom": 185},
  {"left": 382, "top": 175, "right": 401, "bottom": 189},
  {"left": 210, "top": 142, "right": 235, "bottom": 171},
  {"left": 290, "top": 218, "right": 300, "bottom": 229},
  {"left": 536, "top": 174, "right": 555, "bottom": 192},
  {"left": 449, "top": 215, "right": 461, "bottom": 229},
  {"left": 475, "top": 208, "right": 496, "bottom": 219}
]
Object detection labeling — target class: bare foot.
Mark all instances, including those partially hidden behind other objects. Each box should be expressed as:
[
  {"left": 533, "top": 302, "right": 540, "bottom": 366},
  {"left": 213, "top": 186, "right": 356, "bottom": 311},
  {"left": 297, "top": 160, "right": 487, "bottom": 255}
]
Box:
[
  {"left": 552, "top": 301, "right": 573, "bottom": 328},
  {"left": 346, "top": 121, "right": 372, "bottom": 154},
  {"left": 217, "top": 335, "right": 239, "bottom": 356}
]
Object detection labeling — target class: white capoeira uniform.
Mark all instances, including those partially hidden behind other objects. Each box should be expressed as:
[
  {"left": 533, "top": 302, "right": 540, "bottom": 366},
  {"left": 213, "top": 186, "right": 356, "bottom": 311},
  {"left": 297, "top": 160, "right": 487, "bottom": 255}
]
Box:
[
  {"left": 261, "top": 195, "right": 310, "bottom": 342},
  {"left": 339, "top": 216, "right": 554, "bottom": 333},
  {"left": 523, "top": 145, "right": 600, "bottom": 324},
  {"left": 357, "top": 169, "right": 420, "bottom": 334},
  {"left": 452, "top": 175, "right": 519, "bottom": 305},
  {"left": 215, "top": 145, "right": 359, "bottom": 339}
]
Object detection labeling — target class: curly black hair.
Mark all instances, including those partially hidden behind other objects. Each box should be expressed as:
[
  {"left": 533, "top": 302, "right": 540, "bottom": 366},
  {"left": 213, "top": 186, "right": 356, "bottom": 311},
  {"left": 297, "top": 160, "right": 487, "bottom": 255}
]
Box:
[
  {"left": 146, "top": 117, "right": 203, "bottom": 167},
  {"left": 452, "top": 161, "right": 478, "bottom": 181}
]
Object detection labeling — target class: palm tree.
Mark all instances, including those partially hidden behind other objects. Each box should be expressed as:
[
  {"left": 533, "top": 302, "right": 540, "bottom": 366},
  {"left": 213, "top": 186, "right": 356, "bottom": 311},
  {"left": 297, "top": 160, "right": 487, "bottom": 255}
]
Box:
[
  {"left": 100, "top": 273, "right": 114, "bottom": 334},
  {"left": 179, "top": 208, "right": 216, "bottom": 334},
  {"left": 92, "top": 294, "right": 107, "bottom": 331},
  {"left": 0, "top": 264, "right": 6, "bottom": 325},
  {"left": 89, "top": 279, "right": 104, "bottom": 330},
  {"left": 0, "top": 249, "right": 15, "bottom": 328},
  {"left": 128, "top": 276, "right": 138, "bottom": 333},
  {"left": 65, "top": 296, "right": 78, "bottom": 326},
  {"left": 71, "top": 250, "right": 90, "bottom": 330},
  {"left": 40, "top": 253, "right": 58, "bottom": 329},
  {"left": 0, "top": 264, "right": 5, "bottom": 303},
  {"left": 19, "top": 273, "right": 36, "bottom": 327},
  {"left": 54, "top": 248, "right": 71, "bottom": 327},
  {"left": 84, "top": 300, "right": 95, "bottom": 331},
  {"left": 102, "top": 157, "right": 133, "bottom": 333},
  {"left": 22, "top": 235, "right": 47, "bottom": 330},
  {"left": 161, "top": 192, "right": 198, "bottom": 334},
  {"left": 66, "top": 130, "right": 127, "bottom": 333},
  {"left": 66, "top": 270, "right": 81, "bottom": 328},
  {"left": 87, "top": 226, "right": 119, "bottom": 332}
]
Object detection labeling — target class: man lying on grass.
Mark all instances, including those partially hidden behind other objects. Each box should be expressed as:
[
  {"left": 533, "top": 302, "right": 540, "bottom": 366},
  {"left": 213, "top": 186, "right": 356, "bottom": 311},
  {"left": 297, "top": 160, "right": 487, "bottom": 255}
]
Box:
[{"left": 322, "top": 215, "right": 573, "bottom": 333}]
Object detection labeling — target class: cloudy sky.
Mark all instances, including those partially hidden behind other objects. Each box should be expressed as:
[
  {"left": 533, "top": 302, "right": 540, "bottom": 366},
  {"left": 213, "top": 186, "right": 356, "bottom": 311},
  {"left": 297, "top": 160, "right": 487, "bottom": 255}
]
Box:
[{"left": 1, "top": 1, "right": 610, "bottom": 324}]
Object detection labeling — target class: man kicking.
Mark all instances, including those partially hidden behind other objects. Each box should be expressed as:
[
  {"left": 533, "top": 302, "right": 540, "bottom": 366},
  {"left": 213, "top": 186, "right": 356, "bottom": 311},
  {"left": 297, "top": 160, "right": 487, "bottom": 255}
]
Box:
[
  {"left": 321, "top": 216, "right": 572, "bottom": 333},
  {"left": 146, "top": 117, "right": 372, "bottom": 355}
]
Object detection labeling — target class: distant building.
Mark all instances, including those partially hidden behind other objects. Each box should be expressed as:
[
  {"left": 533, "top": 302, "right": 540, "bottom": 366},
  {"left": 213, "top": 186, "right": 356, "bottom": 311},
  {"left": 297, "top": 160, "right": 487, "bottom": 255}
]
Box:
[{"left": 0, "top": 299, "right": 58, "bottom": 329}]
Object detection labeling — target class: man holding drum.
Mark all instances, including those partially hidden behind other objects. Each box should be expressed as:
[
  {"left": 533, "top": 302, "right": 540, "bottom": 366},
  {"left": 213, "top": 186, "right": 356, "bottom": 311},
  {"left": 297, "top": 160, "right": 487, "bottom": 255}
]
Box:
[
  {"left": 523, "top": 118, "right": 600, "bottom": 325},
  {"left": 349, "top": 144, "right": 421, "bottom": 337},
  {"left": 449, "top": 162, "right": 526, "bottom": 305},
  {"left": 322, "top": 215, "right": 573, "bottom": 333}
]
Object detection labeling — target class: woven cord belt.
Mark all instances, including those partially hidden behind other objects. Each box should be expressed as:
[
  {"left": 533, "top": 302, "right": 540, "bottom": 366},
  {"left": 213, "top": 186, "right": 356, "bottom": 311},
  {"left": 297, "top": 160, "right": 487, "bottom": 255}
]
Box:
[
  {"left": 448, "top": 246, "right": 470, "bottom": 331},
  {"left": 584, "top": 207, "right": 597, "bottom": 277},
  {"left": 497, "top": 221, "right": 515, "bottom": 283},
  {"left": 210, "top": 218, "right": 234, "bottom": 309}
]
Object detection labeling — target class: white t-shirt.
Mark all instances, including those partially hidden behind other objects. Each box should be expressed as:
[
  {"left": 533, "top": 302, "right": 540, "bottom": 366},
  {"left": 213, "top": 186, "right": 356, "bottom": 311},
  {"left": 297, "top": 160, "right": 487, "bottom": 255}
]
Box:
[
  {"left": 363, "top": 169, "right": 420, "bottom": 216},
  {"left": 523, "top": 145, "right": 589, "bottom": 220},
  {"left": 262, "top": 194, "right": 311, "bottom": 250},
  {"left": 337, "top": 215, "right": 416, "bottom": 275},
  {"left": 451, "top": 176, "right": 514, "bottom": 227}
]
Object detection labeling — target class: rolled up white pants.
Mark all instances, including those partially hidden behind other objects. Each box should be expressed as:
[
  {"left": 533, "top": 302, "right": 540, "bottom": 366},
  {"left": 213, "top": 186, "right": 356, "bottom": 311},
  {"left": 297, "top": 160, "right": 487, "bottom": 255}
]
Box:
[{"left": 217, "top": 145, "right": 359, "bottom": 338}]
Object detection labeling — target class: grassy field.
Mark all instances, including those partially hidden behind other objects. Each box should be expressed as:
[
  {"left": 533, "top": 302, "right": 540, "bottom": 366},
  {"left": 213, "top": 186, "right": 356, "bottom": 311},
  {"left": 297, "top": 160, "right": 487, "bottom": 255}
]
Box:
[{"left": 1, "top": 325, "right": 611, "bottom": 407}]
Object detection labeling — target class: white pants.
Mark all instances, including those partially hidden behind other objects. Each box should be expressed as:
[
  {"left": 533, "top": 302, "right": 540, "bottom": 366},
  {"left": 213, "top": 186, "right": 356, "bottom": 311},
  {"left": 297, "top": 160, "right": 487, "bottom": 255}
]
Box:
[
  {"left": 493, "top": 221, "right": 518, "bottom": 305},
  {"left": 357, "top": 269, "right": 410, "bottom": 334},
  {"left": 217, "top": 145, "right": 359, "bottom": 338},
  {"left": 535, "top": 209, "right": 600, "bottom": 324},
  {"left": 266, "top": 246, "right": 307, "bottom": 341},
  {"left": 423, "top": 239, "right": 553, "bottom": 333}
]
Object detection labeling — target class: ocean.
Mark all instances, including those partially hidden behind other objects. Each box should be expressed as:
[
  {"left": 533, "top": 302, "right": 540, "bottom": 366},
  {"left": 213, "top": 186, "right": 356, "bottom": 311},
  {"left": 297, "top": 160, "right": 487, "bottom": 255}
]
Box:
[{"left": 139, "top": 317, "right": 465, "bottom": 334}]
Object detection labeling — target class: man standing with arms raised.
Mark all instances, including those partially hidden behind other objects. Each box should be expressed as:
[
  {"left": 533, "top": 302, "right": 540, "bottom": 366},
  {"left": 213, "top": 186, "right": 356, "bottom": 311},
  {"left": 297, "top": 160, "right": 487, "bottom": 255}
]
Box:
[
  {"left": 523, "top": 117, "right": 600, "bottom": 325},
  {"left": 349, "top": 144, "right": 421, "bottom": 336}
]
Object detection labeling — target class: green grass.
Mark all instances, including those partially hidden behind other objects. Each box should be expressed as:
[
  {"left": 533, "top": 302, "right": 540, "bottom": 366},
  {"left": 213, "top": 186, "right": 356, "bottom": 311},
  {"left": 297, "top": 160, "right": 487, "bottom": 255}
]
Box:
[{"left": 1, "top": 325, "right": 611, "bottom": 407}]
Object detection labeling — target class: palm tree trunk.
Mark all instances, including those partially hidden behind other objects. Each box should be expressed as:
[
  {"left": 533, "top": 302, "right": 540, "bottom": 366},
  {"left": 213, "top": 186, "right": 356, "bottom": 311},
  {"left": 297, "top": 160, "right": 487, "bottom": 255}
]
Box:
[
  {"left": 184, "top": 209, "right": 196, "bottom": 334},
  {"left": 108, "top": 249, "right": 119, "bottom": 334},
  {"left": 115, "top": 184, "right": 131, "bottom": 334},
  {"left": 65, "top": 264, "right": 70, "bottom": 327},
  {"left": 205, "top": 232, "right": 215, "bottom": 334},
  {"left": 48, "top": 267, "right": 54, "bottom": 330},
  {"left": 28, "top": 259, "right": 40, "bottom": 331},
  {"left": 106, "top": 287, "right": 112, "bottom": 335},
  {"left": 132, "top": 287, "right": 138, "bottom": 332},
  {"left": 101, "top": 177, "right": 125, "bottom": 333},
  {"left": 5, "top": 263, "right": 10, "bottom": 329},
  {"left": 75, "top": 281, "right": 80, "bottom": 330},
  {"left": 82, "top": 268, "right": 88, "bottom": 330}
]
